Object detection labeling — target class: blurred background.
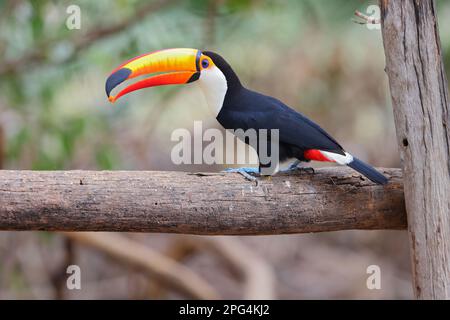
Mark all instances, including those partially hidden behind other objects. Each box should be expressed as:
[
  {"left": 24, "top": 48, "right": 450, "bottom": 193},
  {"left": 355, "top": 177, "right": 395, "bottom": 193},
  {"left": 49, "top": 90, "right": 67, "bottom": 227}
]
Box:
[{"left": 1, "top": 0, "right": 449, "bottom": 299}]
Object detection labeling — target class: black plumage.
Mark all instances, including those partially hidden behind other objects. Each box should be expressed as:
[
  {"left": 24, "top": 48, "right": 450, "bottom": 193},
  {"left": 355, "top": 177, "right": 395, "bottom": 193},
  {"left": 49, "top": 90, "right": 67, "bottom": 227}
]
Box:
[
  {"left": 205, "top": 52, "right": 344, "bottom": 161},
  {"left": 203, "top": 51, "right": 387, "bottom": 184}
]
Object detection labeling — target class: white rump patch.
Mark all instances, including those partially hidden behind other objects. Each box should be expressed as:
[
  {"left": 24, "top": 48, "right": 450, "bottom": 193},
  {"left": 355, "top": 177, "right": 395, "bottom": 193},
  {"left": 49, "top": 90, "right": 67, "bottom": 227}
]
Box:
[{"left": 320, "top": 151, "right": 353, "bottom": 165}]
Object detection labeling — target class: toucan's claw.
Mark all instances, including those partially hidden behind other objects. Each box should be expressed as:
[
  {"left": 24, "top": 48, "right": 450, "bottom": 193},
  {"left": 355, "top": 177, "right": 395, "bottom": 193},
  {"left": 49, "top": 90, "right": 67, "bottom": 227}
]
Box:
[
  {"left": 223, "top": 167, "right": 259, "bottom": 182},
  {"left": 299, "top": 167, "right": 315, "bottom": 174},
  {"left": 281, "top": 161, "right": 315, "bottom": 174}
]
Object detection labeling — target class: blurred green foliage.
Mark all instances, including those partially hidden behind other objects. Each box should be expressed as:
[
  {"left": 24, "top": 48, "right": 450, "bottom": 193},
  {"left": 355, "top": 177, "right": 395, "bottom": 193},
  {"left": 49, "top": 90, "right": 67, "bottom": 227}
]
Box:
[{"left": 0, "top": 0, "right": 449, "bottom": 170}]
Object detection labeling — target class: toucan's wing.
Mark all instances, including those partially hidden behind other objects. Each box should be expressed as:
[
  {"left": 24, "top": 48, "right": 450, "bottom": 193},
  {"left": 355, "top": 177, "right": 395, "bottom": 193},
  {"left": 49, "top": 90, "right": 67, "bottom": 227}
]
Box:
[
  {"left": 274, "top": 106, "right": 343, "bottom": 150},
  {"left": 220, "top": 90, "right": 345, "bottom": 155}
]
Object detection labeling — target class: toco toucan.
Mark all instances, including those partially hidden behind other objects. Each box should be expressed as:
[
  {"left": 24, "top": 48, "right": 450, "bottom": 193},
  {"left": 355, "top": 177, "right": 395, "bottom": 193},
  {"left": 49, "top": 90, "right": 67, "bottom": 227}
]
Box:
[{"left": 106, "top": 48, "right": 388, "bottom": 185}]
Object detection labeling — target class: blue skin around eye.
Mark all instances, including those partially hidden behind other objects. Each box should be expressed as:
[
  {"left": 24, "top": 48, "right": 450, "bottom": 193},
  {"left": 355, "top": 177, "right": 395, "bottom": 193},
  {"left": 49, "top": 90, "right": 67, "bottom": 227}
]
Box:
[{"left": 202, "top": 59, "right": 209, "bottom": 68}]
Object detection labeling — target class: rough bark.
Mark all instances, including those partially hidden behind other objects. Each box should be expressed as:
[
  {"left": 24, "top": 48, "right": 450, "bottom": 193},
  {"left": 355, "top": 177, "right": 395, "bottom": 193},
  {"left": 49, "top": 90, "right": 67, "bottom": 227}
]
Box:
[
  {"left": 0, "top": 168, "right": 405, "bottom": 234},
  {"left": 380, "top": 0, "right": 450, "bottom": 299}
]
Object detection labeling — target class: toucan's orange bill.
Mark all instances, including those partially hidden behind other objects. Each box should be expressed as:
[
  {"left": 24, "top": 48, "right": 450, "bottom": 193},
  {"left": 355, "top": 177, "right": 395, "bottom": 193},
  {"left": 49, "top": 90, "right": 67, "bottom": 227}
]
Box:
[{"left": 106, "top": 48, "right": 201, "bottom": 103}]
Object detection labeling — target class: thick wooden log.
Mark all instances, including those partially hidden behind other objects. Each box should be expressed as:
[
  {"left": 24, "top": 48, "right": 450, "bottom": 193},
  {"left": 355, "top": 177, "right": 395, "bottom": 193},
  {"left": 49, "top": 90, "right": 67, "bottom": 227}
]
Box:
[
  {"left": 0, "top": 168, "right": 405, "bottom": 234},
  {"left": 380, "top": 0, "right": 450, "bottom": 299}
]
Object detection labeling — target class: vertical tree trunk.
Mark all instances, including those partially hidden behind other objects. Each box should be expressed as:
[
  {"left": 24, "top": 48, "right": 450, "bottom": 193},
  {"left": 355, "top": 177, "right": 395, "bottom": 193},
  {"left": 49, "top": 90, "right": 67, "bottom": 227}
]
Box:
[
  {"left": 0, "top": 125, "right": 4, "bottom": 169},
  {"left": 380, "top": 0, "right": 450, "bottom": 299}
]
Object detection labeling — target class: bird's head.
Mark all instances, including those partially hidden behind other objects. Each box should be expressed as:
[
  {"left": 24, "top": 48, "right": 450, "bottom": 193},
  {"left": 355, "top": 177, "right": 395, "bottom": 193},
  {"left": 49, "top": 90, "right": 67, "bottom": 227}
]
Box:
[{"left": 106, "top": 48, "right": 240, "bottom": 114}]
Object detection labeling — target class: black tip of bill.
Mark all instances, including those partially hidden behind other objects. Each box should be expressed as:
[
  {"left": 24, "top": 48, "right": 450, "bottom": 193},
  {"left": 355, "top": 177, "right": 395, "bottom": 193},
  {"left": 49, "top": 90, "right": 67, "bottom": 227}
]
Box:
[{"left": 105, "top": 68, "right": 132, "bottom": 98}]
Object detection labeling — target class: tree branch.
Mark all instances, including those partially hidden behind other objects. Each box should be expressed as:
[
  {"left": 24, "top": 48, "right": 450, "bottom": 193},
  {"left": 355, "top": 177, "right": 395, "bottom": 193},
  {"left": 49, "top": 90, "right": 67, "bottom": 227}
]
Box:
[
  {"left": 0, "top": 168, "right": 406, "bottom": 234},
  {"left": 166, "top": 236, "right": 275, "bottom": 299},
  {"left": 354, "top": 10, "right": 381, "bottom": 25},
  {"left": 62, "top": 232, "right": 219, "bottom": 299}
]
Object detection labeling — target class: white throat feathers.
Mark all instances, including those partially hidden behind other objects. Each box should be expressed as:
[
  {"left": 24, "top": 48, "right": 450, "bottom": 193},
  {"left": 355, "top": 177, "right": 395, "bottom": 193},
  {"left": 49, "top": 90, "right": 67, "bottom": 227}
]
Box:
[{"left": 198, "top": 66, "right": 228, "bottom": 117}]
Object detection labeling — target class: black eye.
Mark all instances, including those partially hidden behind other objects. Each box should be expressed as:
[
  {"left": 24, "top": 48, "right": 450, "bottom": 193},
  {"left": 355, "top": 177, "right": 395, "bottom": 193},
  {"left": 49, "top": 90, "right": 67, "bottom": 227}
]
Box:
[{"left": 201, "top": 59, "right": 209, "bottom": 68}]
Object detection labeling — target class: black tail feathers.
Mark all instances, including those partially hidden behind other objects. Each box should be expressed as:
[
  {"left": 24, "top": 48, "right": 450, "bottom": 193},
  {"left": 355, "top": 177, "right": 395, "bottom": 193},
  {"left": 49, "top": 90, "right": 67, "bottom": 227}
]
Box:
[{"left": 347, "top": 157, "right": 388, "bottom": 185}]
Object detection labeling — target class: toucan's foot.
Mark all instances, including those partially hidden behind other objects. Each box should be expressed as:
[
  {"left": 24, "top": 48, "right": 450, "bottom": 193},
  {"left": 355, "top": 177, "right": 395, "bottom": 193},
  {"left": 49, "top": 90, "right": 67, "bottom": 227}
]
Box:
[
  {"left": 288, "top": 160, "right": 301, "bottom": 171},
  {"left": 281, "top": 161, "right": 315, "bottom": 174},
  {"left": 299, "top": 166, "right": 315, "bottom": 174},
  {"left": 223, "top": 167, "right": 259, "bottom": 181}
]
